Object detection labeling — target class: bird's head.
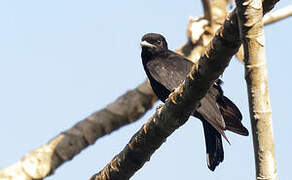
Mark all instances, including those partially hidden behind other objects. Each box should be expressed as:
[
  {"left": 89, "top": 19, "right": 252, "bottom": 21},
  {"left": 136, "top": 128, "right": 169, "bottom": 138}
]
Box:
[{"left": 140, "top": 33, "right": 168, "bottom": 55}]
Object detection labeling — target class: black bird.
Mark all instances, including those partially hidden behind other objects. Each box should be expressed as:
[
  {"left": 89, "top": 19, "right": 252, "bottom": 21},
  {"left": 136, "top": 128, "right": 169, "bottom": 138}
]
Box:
[{"left": 140, "top": 33, "right": 248, "bottom": 171}]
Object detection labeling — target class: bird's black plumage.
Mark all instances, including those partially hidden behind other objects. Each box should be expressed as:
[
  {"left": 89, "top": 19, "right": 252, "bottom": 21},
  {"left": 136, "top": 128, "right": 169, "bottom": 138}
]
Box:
[{"left": 140, "top": 33, "right": 248, "bottom": 171}]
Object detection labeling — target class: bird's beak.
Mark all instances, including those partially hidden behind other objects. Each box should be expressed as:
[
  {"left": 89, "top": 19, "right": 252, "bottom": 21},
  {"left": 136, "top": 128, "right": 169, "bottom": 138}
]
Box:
[{"left": 140, "top": 41, "right": 156, "bottom": 48}]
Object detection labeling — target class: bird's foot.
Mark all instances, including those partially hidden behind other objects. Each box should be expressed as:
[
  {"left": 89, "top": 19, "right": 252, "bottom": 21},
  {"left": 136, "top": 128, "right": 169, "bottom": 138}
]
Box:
[{"left": 168, "top": 92, "right": 178, "bottom": 104}]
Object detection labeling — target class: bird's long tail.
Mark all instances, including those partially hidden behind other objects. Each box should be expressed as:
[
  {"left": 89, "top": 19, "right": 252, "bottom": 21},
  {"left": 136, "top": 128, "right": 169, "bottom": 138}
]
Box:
[
  {"left": 202, "top": 120, "right": 224, "bottom": 171},
  {"left": 195, "top": 81, "right": 249, "bottom": 171}
]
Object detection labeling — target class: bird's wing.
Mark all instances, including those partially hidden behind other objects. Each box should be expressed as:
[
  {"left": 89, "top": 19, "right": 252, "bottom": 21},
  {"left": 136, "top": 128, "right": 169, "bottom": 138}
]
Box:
[
  {"left": 197, "top": 90, "right": 228, "bottom": 142},
  {"left": 146, "top": 52, "right": 193, "bottom": 91},
  {"left": 147, "top": 51, "right": 227, "bottom": 136}
]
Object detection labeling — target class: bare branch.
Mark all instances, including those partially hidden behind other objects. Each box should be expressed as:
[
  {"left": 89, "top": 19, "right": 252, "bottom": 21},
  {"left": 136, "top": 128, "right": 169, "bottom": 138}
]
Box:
[
  {"left": 0, "top": 12, "right": 228, "bottom": 178},
  {"left": 180, "top": 0, "right": 229, "bottom": 62},
  {"left": 89, "top": 0, "right": 279, "bottom": 179},
  {"left": 0, "top": 18, "right": 225, "bottom": 178},
  {"left": 263, "top": 5, "right": 292, "bottom": 25},
  {"left": 0, "top": 1, "right": 281, "bottom": 179},
  {"left": 201, "top": 0, "right": 213, "bottom": 24},
  {"left": 0, "top": 81, "right": 157, "bottom": 180},
  {"left": 236, "top": 0, "right": 278, "bottom": 179},
  {"left": 236, "top": 5, "right": 292, "bottom": 62}
]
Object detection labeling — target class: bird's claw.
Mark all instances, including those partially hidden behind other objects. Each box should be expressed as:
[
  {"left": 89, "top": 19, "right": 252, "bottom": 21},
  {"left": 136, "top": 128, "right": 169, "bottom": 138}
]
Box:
[
  {"left": 168, "top": 92, "right": 177, "bottom": 104},
  {"left": 188, "top": 72, "right": 195, "bottom": 80}
]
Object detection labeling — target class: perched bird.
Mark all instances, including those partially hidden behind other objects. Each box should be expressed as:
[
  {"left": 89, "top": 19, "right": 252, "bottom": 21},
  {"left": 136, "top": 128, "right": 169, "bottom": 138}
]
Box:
[{"left": 140, "top": 33, "right": 248, "bottom": 171}]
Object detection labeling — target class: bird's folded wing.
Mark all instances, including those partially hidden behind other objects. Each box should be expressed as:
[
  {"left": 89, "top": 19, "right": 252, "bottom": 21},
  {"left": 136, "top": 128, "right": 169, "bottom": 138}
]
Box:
[
  {"left": 146, "top": 52, "right": 193, "bottom": 91},
  {"left": 147, "top": 52, "right": 227, "bottom": 136}
]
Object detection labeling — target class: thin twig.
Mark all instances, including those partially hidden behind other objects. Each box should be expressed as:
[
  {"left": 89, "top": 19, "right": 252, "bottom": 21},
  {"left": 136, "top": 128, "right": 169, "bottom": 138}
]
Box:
[{"left": 263, "top": 5, "right": 292, "bottom": 25}]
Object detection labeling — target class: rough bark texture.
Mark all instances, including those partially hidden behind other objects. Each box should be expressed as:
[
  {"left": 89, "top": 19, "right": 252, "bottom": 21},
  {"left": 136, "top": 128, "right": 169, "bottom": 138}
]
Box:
[
  {"left": 89, "top": 1, "right": 279, "bottom": 179},
  {"left": 0, "top": 18, "right": 226, "bottom": 179},
  {"left": 0, "top": 1, "right": 232, "bottom": 179},
  {"left": 0, "top": 1, "right": 281, "bottom": 179},
  {"left": 237, "top": 5, "right": 292, "bottom": 62},
  {"left": 0, "top": 24, "right": 223, "bottom": 179},
  {"left": 236, "top": 0, "right": 278, "bottom": 179},
  {"left": 0, "top": 18, "right": 225, "bottom": 179},
  {"left": 0, "top": 81, "right": 157, "bottom": 180}
]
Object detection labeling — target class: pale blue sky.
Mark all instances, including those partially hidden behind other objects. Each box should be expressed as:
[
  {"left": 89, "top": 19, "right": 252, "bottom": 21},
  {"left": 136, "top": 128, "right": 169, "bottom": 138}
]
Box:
[{"left": 0, "top": 1, "right": 291, "bottom": 179}]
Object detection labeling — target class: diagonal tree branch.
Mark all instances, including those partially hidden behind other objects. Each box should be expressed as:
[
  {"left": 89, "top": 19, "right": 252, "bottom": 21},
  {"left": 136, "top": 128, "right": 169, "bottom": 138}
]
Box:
[
  {"left": 89, "top": 0, "right": 279, "bottom": 179},
  {"left": 236, "top": 0, "right": 278, "bottom": 179},
  {"left": 0, "top": 13, "right": 228, "bottom": 179},
  {"left": 0, "top": 2, "right": 231, "bottom": 179},
  {"left": 0, "top": 19, "right": 226, "bottom": 180},
  {"left": 0, "top": 81, "right": 157, "bottom": 180},
  {"left": 0, "top": 1, "right": 282, "bottom": 179}
]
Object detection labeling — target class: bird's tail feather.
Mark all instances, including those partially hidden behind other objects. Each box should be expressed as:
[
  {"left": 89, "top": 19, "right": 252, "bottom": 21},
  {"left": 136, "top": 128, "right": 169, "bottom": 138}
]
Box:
[
  {"left": 202, "top": 120, "right": 224, "bottom": 171},
  {"left": 217, "top": 96, "right": 249, "bottom": 136},
  {"left": 195, "top": 81, "right": 249, "bottom": 171}
]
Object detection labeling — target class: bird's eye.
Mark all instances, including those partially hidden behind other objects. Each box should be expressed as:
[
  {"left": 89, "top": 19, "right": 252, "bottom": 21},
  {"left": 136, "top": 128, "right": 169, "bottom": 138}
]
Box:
[{"left": 157, "top": 40, "right": 162, "bottom": 45}]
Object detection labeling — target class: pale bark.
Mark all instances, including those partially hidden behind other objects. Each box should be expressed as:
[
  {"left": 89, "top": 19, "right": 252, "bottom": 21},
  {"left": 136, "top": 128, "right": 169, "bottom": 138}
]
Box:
[
  {"left": 89, "top": 0, "right": 279, "bottom": 179},
  {"left": 263, "top": 5, "right": 292, "bottom": 25},
  {"left": 0, "top": 0, "right": 282, "bottom": 179},
  {"left": 179, "top": 0, "right": 229, "bottom": 62},
  {"left": 201, "top": 0, "right": 213, "bottom": 24},
  {"left": 235, "top": 0, "right": 277, "bottom": 179},
  {"left": 237, "top": 5, "right": 292, "bottom": 62}
]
